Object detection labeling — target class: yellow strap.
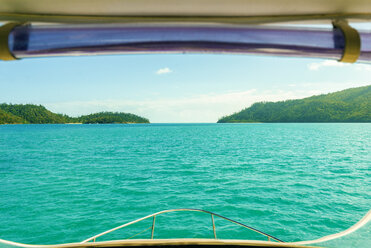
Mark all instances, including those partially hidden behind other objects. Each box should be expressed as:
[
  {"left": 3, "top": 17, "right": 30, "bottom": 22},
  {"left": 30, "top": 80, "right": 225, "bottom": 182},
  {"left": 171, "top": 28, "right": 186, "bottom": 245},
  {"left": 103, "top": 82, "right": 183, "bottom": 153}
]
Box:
[
  {"left": 332, "top": 20, "right": 361, "bottom": 63},
  {"left": 0, "top": 22, "right": 21, "bottom": 61}
]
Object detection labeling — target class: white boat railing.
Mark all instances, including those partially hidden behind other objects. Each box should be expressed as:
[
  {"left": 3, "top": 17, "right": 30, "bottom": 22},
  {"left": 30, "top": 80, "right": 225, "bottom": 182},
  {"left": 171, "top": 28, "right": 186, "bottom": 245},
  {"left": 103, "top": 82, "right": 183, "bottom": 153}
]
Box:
[
  {"left": 80, "top": 208, "right": 284, "bottom": 243},
  {"left": 1, "top": 208, "right": 370, "bottom": 248},
  {"left": 290, "top": 208, "right": 371, "bottom": 245}
]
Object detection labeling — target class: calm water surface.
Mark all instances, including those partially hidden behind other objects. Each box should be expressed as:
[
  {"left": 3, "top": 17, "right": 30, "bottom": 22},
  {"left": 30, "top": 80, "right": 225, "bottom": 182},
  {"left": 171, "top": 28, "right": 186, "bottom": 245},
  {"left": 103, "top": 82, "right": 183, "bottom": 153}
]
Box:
[{"left": 0, "top": 124, "right": 370, "bottom": 245}]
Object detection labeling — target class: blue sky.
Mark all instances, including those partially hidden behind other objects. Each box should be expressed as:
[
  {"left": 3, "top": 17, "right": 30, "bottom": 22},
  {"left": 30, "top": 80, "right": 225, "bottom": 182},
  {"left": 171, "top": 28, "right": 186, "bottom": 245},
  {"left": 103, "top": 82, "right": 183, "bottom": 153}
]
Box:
[{"left": 0, "top": 53, "right": 370, "bottom": 122}]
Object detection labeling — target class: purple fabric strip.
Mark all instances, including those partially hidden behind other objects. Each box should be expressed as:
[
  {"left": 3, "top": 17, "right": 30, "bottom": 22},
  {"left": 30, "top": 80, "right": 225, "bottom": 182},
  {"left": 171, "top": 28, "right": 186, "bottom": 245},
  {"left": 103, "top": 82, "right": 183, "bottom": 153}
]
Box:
[{"left": 7, "top": 24, "right": 371, "bottom": 61}]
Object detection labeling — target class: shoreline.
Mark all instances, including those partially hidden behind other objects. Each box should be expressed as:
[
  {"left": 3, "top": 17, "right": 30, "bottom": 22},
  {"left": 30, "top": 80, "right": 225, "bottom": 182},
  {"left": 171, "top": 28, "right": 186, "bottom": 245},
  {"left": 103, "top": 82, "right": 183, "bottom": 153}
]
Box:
[
  {"left": 1, "top": 122, "right": 370, "bottom": 125},
  {"left": 0, "top": 122, "right": 149, "bottom": 125}
]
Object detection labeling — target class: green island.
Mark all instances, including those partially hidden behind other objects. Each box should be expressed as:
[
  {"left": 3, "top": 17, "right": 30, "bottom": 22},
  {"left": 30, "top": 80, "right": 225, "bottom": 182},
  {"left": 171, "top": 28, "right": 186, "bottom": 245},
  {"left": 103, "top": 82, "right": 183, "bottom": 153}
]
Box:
[
  {"left": 218, "top": 85, "right": 371, "bottom": 123},
  {"left": 0, "top": 104, "right": 149, "bottom": 124}
]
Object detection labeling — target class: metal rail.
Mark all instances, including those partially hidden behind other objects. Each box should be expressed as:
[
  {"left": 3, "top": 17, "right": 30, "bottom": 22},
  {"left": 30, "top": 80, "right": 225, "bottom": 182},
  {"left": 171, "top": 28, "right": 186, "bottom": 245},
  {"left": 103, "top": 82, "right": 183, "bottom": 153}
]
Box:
[
  {"left": 1, "top": 208, "right": 370, "bottom": 248},
  {"left": 81, "top": 208, "right": 283, "bottom": 243}
]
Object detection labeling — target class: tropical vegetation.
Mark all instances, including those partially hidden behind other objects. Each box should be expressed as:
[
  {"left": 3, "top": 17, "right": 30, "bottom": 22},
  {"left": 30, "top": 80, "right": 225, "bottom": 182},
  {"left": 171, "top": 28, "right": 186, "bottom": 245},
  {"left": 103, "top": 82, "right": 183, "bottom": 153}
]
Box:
[
  {"left": 218, "top": 85, "right": 371, "bottom": 123},
  {"left": 76, "top": 112, "right": 149, "bottom": 124},
  {"left": 0, "top": 104, "right": 149, "bottom": 124}
]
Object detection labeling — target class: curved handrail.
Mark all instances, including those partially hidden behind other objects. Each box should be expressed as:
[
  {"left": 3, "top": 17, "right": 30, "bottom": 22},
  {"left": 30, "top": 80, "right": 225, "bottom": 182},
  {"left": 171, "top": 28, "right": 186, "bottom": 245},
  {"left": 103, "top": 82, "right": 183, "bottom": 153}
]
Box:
[
  {"left": 80, "top": 208, "right": 283, "bottom": 243},
  {"left": 290, "top": 208, "right": 371, "bottom": 245},
  {"left": 0, "top": 239, "right": 50, "bottom": 248},
  {"left": 1, "top": 208, "right": 370, "bottom": 248}
]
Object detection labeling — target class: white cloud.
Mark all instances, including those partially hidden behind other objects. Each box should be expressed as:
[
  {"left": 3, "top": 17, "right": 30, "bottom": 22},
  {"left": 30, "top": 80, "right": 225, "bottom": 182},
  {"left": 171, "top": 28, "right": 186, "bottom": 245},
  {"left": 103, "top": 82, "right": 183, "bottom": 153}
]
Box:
[
  {"left": 156, "top": 67, "right": 172, "bottom": 75},
  {"left": 354, "top": 63, "right": 371, "bottom": 72},
  {"left": 308, "top": 60, "right": 371, "bottom": 71},
  {"left": 308, "top": 60, "right": 345, "bottom": 70}
]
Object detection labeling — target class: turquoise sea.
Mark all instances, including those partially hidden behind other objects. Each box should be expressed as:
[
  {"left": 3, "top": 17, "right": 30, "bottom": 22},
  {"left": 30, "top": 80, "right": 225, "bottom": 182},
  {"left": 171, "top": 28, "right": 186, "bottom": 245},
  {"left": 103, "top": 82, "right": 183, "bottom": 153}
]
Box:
[{"left": 0, "top": 123, "right": 370, "bottom": 246}]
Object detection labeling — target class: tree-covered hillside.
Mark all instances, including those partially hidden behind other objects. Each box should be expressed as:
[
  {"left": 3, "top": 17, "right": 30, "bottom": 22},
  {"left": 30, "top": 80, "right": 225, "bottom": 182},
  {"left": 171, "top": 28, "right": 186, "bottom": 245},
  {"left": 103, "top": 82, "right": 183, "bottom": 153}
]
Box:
[
  {"left": 0, "top": 108, "right": 26, "bottom": 124},
  {"left": 78, "top": 112, "right": 149, "bottom": 124},
  {"left": 218, "top": 85, "right": 371, "bottom": 123},
  {"left": 0, "top": 104, "right": 150, "bottom": 124},
  {"left": 0, "top": 104, "right": 69, "bottom": 124}
]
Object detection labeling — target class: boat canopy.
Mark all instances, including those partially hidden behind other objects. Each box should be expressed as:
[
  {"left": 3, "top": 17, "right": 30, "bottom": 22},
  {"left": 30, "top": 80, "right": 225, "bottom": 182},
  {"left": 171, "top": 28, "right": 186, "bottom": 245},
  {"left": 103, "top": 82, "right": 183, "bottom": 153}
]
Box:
[
  {"left": 0, "top": 0, "right": 370, "bottom": 61},
  {"left": 0, "top": 0, "right": 371, "bottom": 24}
]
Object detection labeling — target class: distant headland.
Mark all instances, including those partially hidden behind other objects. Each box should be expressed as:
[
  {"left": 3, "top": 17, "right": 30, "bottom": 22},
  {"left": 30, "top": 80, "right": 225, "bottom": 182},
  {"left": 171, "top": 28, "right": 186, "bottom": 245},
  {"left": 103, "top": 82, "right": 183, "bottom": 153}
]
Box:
[
  {"left": 218, "top": 85, "right": 371, "bottom": 123},
  {"left": 0, "top": 104, "right": 149, "bottom": 124}
]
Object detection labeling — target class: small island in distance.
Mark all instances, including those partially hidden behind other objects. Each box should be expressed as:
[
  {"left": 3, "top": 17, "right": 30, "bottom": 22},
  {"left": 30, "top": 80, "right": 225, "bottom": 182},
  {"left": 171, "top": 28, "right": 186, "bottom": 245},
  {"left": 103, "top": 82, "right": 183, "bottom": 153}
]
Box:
[
  {"left": 218, "top": 85, "right": 370, "bottom": 123},
  {"left": 0, "top": 104, "right": 149, "bottom": 124}
]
